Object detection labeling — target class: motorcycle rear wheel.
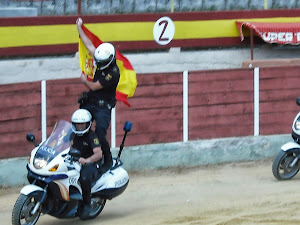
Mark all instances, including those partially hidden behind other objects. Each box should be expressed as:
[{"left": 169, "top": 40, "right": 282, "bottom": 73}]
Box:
[
  {"left": 88, "top": 197, "right": 106, "bottom": 219},
  {"left": 272, "top": 150, "right": 300, "bottom": 180},
  {"left": 12, "top": 193, "right": 41, "bottom": 225}
]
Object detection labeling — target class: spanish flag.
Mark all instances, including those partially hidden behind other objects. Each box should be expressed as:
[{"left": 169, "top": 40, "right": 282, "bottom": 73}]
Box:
[{"left": 79, "top": 25, "right": 137, "bottom": 107}]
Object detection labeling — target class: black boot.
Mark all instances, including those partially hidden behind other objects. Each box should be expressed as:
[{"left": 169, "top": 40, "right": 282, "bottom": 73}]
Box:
[{"left": 79, "top": 203, "right": 91, "bottom": 220}]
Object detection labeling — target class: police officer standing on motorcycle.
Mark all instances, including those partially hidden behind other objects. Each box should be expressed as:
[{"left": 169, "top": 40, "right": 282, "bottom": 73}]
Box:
[
  {"left": 76, "top": 18, "right": 120, "bottom": 179},
  {"left": 70, "top": 109, "right": 102, "bottom": 220}
]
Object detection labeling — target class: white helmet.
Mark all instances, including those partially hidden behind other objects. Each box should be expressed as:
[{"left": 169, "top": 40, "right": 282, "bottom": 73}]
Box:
[
  {"left": 71, "top": 109, "right": 92, "bottom": 136},
  {"left": 94, "top": 43, "right": 116, "bottom": 70}
]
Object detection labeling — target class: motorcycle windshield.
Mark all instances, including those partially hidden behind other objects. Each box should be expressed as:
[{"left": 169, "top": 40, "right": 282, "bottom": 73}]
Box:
[{"left": 34, "top": 120, "right": 73, "bottom": 164}]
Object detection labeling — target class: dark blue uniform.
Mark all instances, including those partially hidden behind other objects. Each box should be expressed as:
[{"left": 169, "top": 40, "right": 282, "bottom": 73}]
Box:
[
  {"left": 71, "top": 131, "right": 101, "bottom": 205},
  {"left": 80, "top": 60, "right": 120, "bottom": 175}
]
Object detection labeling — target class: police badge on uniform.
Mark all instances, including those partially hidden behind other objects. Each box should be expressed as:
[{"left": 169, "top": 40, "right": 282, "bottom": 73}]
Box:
[
  {"left": 94, "top": 138, "right": 99, "bottom": 145},
  {"left": 105, "top": 74, "right": 112, "bottom": 81}
]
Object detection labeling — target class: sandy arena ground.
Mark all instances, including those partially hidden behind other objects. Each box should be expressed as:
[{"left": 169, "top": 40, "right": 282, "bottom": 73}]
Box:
[{"left": 2, "top": 159, "right": 300, "bottom": 225}]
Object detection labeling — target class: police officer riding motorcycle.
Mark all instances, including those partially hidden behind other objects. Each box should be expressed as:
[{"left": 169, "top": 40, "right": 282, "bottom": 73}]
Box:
[{"left": 70, "top": 109, "right": 103, "bottom": 219}]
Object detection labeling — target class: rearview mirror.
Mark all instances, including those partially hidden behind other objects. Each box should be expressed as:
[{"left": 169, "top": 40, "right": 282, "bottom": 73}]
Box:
[
  {"left": 26, "top": 133, "right": 38, "bottom": 147},
  {"left": 26, "top": 133, "right": 35, "bottom": 143}
]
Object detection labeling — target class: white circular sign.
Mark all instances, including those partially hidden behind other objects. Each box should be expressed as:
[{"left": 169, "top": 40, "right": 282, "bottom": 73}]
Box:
[{"left": 153, "top": 17, "right": 175, "bottom": 45}]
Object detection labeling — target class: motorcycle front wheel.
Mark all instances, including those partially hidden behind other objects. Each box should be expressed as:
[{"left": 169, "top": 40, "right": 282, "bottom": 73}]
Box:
[
  {"left": 88, "top": 197, "right": 106, "bottom": 219},
  {"left": 272, "top": 150, "right": 300, "bottom": 180},
  {"left": 12, "top": 193, "right": 41, "bottom": 225}
]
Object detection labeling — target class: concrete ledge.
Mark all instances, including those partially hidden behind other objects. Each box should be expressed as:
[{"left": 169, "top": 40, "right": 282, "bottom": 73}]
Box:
[
  {"left": 0, "top": 134, "right": 291, "bottom": 187},
  {"left": 119, "top": 134, "right": 291, "bottom": 170},
  {"left": 242, "top": 58, "right": 300, "bottom": 68}
]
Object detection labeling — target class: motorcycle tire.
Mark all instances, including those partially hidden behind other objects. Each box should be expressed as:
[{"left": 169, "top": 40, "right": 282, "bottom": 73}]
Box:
[
  {"left": 12, "top": 193, "right": 41, "bottom": 225},
  {"left": 87, "top": 197, "right": 106, "bottom": 220},
  {"left": 272, "top": 150, "right": 300, "bottom": 180}
]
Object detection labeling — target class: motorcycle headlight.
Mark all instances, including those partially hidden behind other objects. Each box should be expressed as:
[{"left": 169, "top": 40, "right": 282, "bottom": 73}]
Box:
[
  {"left": 295, "top": 120, "right": 300, "bottom": 130},
  {"left": 34, "top": 158, "right": 48, "bottom": 169}
]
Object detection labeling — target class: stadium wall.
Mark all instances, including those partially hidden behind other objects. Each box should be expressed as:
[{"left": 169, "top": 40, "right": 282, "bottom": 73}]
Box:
[
  {"left": 1, "top": 9, "right": 300, "bottom": 57},
  {"left": 1, "top": 65, "right": 300, "bottom": 159}
]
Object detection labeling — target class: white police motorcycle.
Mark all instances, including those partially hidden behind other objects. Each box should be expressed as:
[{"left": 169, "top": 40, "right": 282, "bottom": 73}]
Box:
[
  {"left": 12, "top": 120, "right": 132, "bottom": 225},
  {"left": 272, "top": 98, "right": 300, "bottom": 180}
]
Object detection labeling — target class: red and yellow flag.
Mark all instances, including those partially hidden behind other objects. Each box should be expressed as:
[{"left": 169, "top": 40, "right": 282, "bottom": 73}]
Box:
[{"left": 79, "top": 25, "right": 137, "bottom": 106}]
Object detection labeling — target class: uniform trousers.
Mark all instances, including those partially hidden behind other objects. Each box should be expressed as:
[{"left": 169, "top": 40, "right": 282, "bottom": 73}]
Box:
[
  {"left": 79, "top": 163, "right": 99, "bottom": 204},
  {"left": 81, "top": 103, "right": 113, "bottom": 174}
]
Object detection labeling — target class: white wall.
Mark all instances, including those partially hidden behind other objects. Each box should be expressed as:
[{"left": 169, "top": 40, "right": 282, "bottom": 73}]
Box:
[{"left": 1, "top": 46, "right": 300, "bottom": 85}]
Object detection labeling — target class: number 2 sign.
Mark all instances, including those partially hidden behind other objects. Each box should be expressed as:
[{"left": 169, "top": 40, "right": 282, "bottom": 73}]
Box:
[{"left": 153, "top": 17, "right": 175, "bottom": 45}]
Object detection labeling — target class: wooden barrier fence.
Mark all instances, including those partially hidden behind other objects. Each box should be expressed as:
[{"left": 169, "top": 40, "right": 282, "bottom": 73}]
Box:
[{"left": 1, "top": 66, "right": 300, "bottom": 158}]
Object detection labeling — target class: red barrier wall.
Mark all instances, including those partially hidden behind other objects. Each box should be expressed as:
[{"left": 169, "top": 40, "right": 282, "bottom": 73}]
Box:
[
  {"left": 260, "top": 66, "right": 300, "bottom": 135},
  {"left": 0, "top": 82, "right": 42, "bottom": 158},
  {"left": 115, "top": 72, "right": 183, "bottom": 146},
  {"left": 188, "top": 68, "right": 254, "bottom": 139},
  {"left": 1, "top": 66, "right": 300, "bottom": 159}
]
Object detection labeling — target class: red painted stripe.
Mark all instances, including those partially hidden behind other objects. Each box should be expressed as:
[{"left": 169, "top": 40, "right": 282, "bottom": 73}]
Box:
[
  {"left": 1, "top": 9, "right": 300, "bottom": 26},
  {"left": 0, "top": 44, "right": 77, "bottom": 57},
  {"left": 0, "top": 37, "right": 263, "bottom": 58},
  {"left": 0, "top": 15, "right": 77, "bottom": 26}
]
